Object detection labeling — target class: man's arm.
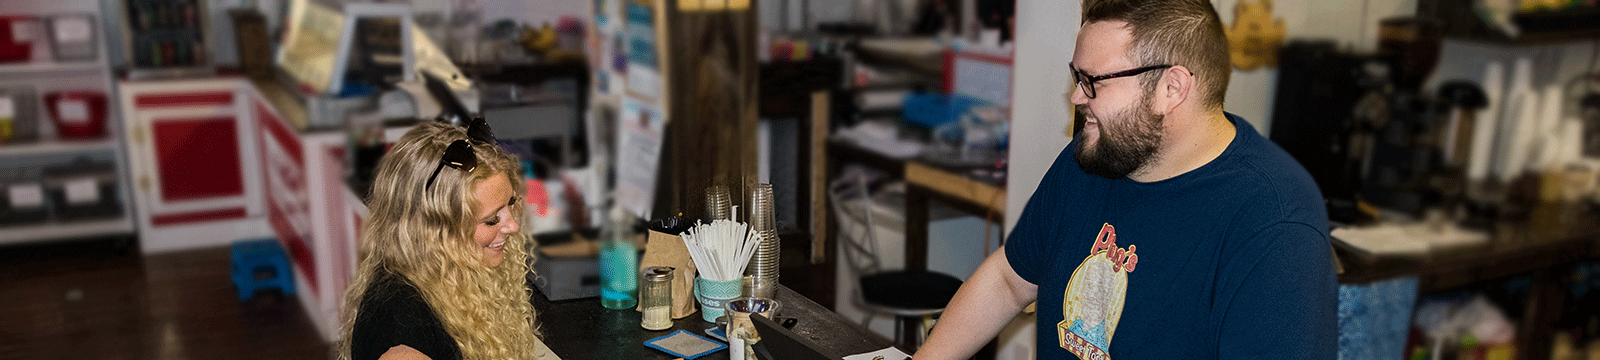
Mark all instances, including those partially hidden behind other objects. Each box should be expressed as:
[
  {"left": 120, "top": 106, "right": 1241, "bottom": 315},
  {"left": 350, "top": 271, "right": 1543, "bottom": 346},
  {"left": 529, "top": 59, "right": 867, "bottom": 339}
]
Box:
[
  {"left": 1217, "top": 223, "right": 1338, "bottom": 359},
  {"left": 914, "top": 246, "right": 1038, "bottom": 360}
]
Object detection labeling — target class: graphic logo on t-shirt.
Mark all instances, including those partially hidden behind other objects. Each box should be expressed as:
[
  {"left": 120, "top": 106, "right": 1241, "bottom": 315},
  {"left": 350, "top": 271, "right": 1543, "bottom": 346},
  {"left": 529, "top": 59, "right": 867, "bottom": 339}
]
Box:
[{"left": 1059, "top": 223, "right": 1138, "bottom": 360}]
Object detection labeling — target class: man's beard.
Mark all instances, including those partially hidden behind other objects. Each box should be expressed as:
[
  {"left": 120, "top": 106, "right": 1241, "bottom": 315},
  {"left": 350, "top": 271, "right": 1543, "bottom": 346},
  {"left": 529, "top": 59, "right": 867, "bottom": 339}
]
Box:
[{"left": 1074, "top": 94, "right": 1164, "bottom": 179}]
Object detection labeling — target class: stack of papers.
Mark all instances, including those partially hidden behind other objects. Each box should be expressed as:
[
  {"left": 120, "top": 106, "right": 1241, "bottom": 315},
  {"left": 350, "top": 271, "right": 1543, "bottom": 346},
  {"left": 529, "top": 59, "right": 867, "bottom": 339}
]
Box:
[{"left": 1331, "top": 223, "right": 1490, "bottom": 259}]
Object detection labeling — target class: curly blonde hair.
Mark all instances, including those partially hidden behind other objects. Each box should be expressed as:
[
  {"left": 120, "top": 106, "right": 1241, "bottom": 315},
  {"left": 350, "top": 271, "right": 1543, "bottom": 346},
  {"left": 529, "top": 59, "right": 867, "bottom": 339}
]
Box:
[{"left": 337, "top": 121, "right": 540, "bottom": 360}]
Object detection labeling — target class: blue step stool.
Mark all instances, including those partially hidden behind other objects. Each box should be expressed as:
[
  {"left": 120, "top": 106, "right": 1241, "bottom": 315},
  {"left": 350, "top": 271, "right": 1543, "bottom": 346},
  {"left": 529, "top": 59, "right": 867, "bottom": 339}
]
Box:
[{"left": 231, "top": 238, "right": 295, "bottom": 301}]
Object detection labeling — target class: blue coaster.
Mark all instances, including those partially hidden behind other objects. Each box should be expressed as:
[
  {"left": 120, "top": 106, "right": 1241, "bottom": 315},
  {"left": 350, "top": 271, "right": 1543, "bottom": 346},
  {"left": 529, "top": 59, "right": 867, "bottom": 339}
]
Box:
[{"left": 644, "top": 329, "right": 726, "bottom": 360}]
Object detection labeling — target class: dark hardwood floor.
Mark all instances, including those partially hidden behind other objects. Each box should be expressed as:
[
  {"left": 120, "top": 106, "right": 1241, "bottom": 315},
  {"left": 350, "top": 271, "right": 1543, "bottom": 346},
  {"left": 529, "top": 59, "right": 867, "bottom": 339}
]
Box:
[{"left": 0, "top": 238, "right": 331, "bottom": 360}]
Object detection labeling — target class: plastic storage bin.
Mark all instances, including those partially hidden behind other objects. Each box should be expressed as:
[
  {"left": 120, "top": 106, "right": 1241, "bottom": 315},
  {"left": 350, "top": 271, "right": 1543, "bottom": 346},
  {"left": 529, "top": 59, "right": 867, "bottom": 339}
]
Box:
[
  {"left": 902, "top": 93, "right": 986, "bottom": 129},
  {"left": 0, "top": 86, "right": 39, "bottom": 143},
  {"left": 0, "top": 16, "right": 34, "bottom": 63},
  {"left": 0, "top": 166, "right": 49, "bottom": 225},
  {"left": 48, "top": 15, "right": 98, "bottom": 62},
  {"left": 42, "top": 158, "right": 121, "bottom": 221},
  {"left": 44, "top": 91, "right": 109, "bottom": 140}
]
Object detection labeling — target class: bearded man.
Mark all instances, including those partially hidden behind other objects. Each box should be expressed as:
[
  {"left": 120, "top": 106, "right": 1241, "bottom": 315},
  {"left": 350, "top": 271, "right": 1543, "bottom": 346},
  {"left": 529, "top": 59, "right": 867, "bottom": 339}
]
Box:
[{"left": 913, "top": 0, "right": 1337, "bottom": 359}]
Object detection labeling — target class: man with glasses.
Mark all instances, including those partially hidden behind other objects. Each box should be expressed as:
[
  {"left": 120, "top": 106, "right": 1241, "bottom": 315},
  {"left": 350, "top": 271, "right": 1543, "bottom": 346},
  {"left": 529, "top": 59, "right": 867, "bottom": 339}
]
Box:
[{"left": 914, "top": 0, "right": 1336, "bottom": 359}]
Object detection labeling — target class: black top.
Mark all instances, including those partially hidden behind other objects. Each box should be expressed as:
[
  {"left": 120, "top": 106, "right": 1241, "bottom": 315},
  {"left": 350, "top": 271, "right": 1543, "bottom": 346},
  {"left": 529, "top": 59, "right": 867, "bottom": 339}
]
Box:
[{"left": 351, "top": 271, "right": 463, "bottom": 360}]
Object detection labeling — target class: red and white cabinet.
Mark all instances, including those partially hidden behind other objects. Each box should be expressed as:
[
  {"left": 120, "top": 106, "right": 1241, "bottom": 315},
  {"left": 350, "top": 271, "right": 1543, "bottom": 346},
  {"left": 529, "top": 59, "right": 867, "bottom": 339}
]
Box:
[
  {"left": 249, "top": 84, "right": 369, "bottom": 341},
  {"left": 118, "top": 77, "right": 267, "bottom": 253}
]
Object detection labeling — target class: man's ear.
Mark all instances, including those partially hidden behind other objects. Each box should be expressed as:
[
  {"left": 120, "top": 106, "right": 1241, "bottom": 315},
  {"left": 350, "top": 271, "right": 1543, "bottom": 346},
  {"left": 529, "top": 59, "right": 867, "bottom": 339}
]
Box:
[{"left": 1153, "top": 65, "right": 1193, "bottom": 115}]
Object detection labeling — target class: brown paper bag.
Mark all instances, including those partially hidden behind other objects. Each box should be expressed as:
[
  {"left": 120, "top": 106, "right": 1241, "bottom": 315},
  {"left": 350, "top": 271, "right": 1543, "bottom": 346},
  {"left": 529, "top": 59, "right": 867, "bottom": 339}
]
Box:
[{"left": 638, "top": 230, "right": 699, "bottom": 319}]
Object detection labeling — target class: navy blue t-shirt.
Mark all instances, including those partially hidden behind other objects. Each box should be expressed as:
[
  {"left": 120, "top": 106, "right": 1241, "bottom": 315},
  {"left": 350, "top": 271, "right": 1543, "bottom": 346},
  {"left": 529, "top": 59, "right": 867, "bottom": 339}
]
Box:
[{"left": 1005, "top": 114, "right": 1336, "bottom": 360}]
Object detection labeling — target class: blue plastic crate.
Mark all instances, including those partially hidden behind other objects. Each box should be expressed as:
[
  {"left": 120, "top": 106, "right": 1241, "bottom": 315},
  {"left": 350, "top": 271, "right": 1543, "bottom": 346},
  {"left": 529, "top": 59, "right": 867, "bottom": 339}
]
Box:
[{"left": 902, "top": 93, "right": 986, "bottom": 129}]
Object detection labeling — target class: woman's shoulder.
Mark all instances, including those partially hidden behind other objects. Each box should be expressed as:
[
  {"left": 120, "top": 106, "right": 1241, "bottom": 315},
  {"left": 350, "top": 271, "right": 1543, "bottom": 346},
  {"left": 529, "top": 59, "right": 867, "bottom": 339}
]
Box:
[
  {"left": 352, "top": 271, "right": 463, "bottom": 360},
  {"left": 358, "top": 271, "right": 432, "bottom": 322}
]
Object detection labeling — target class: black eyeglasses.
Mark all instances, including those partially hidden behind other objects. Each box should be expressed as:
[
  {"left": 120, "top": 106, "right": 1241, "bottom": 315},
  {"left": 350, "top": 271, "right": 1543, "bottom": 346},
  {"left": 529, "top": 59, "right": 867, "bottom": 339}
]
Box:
[
  {"left": 424, "top": 118, "right": 496, "bottom": 191},
  {"left": 1070, "top": 62, "right": 1175, "bottom": 99}
]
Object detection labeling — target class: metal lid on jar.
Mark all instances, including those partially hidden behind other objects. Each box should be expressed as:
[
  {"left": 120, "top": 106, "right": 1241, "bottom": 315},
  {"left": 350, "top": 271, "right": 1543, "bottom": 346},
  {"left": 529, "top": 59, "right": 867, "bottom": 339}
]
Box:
[{"left": 642, "top": 266, "right": 675, "bottom": 281}]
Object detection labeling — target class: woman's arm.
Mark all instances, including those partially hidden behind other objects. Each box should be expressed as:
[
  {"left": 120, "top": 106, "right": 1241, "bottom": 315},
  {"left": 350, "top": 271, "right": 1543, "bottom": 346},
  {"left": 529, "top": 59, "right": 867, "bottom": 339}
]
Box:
[{"left": 378, "top": 345, "right": 433, "bottom": 360}]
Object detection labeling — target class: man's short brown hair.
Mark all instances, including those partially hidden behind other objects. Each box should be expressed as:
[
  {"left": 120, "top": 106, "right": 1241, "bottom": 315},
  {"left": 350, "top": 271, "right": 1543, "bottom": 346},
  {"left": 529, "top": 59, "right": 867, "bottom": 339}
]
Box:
[{"left": 1083, "top": 0, "right": 1230, "bottom": 110}]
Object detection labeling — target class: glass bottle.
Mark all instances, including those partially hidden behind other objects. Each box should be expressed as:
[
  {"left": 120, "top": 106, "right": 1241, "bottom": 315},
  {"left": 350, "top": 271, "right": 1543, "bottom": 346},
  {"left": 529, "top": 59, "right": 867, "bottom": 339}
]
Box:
[
  {"left": 640, "top": 266, "right": 674, "bottom": 330},
  {"left": 598, "top": 207, "right": 639, "bottom": 309}
]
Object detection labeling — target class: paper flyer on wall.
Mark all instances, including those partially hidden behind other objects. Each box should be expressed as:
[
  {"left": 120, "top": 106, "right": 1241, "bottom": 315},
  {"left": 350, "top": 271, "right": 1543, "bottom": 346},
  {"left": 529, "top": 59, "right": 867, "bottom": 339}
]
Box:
[
  {"left": 623, "top": 0, "right": 661, "bottom": 100},
  {"left": 616, "top": 97, "right": 665, "bottom": 220}
]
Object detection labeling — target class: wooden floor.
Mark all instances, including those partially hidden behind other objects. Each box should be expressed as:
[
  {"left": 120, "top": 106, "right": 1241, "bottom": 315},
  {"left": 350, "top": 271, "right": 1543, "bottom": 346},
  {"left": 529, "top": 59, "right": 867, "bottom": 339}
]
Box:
[{"left": 0, "top": 238, "right": 331, "bottom": 360}]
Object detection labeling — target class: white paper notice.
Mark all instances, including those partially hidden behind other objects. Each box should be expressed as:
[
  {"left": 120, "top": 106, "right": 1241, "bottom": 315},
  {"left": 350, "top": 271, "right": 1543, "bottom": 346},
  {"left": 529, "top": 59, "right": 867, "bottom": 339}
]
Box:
[
  {"left": 0, "top": 96, "right": 15, "bottom": 118},
  {"left": 57, "top": 99, "right": 89, "bottom": 124},
  {"left": 615, "top": 98, "right": 664, "bottom": 220},
  {"left": 626, "top": 64, "right": 661, "bottom": 101},
  {"left": 7, "top": 184, "right": 45, "bottom": 208},
  {"left": 64, "top": 177, "right": 99, "bottom": 205},
  {"left": 53, "top": 17, "right": 92, "bottom": 42}
]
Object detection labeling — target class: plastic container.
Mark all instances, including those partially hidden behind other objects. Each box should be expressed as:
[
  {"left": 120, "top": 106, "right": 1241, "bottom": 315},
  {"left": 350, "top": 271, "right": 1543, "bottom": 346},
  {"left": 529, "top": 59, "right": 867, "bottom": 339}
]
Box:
[
  {"left": 902, "top": 93, "right": 986, "bottom": 129},
  {"left": 48, "top": 15, "right": 98, "bottom": 62},
  {"left": 45, "top": 91, "right": 108, "bottom": 139},
  {"left": 0, "top": 86, "right": 39, "bottom": 143},
  {"left": 0, "top": 16, "right": 34, "bottom": 63},
  {"left": 0, "top": 166, "right": 49, "bottom": 225},
  {"left": 42, "top": 157, "right": 121, "bottom": 221}
]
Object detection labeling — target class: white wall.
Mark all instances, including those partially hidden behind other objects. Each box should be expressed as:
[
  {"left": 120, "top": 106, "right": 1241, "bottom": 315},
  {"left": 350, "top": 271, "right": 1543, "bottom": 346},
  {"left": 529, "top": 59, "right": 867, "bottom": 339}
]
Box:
[{"left": 1003, "top": 0, "right": 1080, "bottom": 233}]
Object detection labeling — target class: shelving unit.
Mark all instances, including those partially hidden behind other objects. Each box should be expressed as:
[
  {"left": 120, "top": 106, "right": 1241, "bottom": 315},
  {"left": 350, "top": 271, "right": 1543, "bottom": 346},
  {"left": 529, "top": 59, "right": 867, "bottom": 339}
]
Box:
[
  {"left": 0, "top": 218, "right": 134, "bottom": 246},
  {"left": 0, "top": 138, "right": 119, "bottom": 157},
  {"left": 0, "top": 60, "right": 105, "bottom": 73},
  {"left": 1419, "top": 0, "right": 1600, "bottom": 45},
  {"left": 1, "top": 0, "right": 134, "bottom": 247}
]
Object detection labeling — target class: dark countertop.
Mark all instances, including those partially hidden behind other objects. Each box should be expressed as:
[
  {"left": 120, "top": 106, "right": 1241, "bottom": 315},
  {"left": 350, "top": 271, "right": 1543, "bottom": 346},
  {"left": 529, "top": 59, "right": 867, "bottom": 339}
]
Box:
[
  {"left": 531, "top": 284, "right": 896, "bottom": 360},
  {"left": 1335, "top": 204, "right": 1600, "bottom": 291}
]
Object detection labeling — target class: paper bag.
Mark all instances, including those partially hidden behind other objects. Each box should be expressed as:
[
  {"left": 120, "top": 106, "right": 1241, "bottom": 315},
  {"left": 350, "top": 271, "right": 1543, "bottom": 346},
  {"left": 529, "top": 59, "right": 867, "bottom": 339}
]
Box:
[{"left": 638, "top": 230, "right": 699, "bottom": 319}]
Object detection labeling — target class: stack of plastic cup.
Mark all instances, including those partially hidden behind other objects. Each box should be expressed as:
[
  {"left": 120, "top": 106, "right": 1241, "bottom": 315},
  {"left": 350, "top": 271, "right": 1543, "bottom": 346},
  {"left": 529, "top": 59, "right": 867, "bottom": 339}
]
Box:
[
  {"left": 744, "top": 183, "right": 778, "bottom": 298},
  {"left": 705, "top": 185, "right": 731, "bottom": 221}
]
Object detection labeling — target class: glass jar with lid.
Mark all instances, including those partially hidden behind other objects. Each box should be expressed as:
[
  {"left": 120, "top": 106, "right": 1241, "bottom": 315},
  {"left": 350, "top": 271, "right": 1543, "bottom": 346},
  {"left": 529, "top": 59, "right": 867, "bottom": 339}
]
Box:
[{"left": 640, "top": 266, "right": 674, "bottom": 330}]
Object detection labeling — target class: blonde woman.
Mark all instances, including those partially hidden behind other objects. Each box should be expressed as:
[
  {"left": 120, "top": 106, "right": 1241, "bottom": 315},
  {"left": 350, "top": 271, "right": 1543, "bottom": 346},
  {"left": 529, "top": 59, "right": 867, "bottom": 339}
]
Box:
[{"left": 337, "top": 120, "right": 546, "bottom": 360}]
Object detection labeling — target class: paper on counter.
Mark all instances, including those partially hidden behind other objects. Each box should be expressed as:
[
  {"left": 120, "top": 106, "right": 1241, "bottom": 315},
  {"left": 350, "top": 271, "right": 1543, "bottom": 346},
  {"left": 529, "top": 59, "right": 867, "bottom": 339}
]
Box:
[
  {"left": 531, "top": 336, "right": 562, "bottom": 360},
  {"left": 1331, "top": 222, "right": 1489, "bottom": 258},
  {"left": 843, "top": 347, "right": 911, "bottom": 360}
]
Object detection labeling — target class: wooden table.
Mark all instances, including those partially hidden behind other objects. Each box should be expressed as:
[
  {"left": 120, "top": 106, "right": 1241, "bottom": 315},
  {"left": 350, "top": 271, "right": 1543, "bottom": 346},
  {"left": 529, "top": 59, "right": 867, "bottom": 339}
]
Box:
[
  {"left": 824, "top": 139, "right": 1007, "bottom": 273},
  {"left": 902, "top": 161, "right": 1006, "bottom": 272}
]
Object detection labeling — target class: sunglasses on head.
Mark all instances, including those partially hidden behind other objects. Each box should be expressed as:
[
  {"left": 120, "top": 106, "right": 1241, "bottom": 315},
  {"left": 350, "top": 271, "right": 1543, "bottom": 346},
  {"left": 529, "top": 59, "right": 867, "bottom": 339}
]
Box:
[{"left": 424, "top": 117, "right": 496, "bottom": 191}]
